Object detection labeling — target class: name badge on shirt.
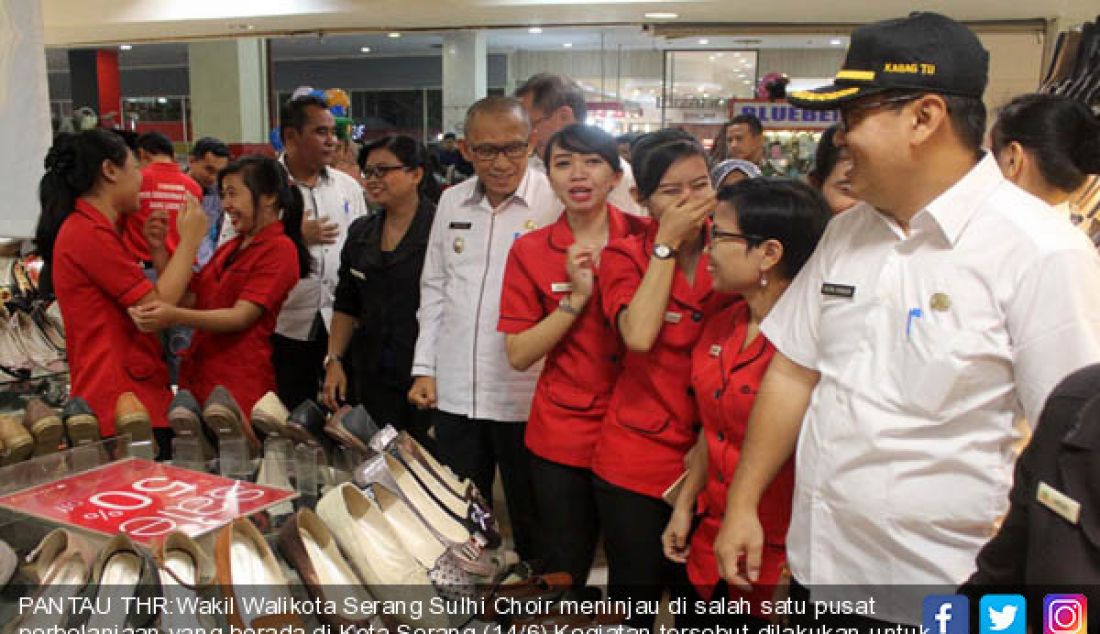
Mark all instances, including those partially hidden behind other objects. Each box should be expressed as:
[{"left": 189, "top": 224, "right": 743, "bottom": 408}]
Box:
[
  {"left": 664, "top": 311, "right": 683, "bottom": 324},
  {"left": 449, "top": 221, "right": 473, "bottom": 230},
  {"left": 349, "top": 268, "right": 366, "bottom": 280},
  {"left": 709, "top": 344, "right": 722, "bottom": 357},
  {"left": 821, "top": 283, "right": 856, "bottom": 298},
  {"left": 1037, "top": 481, "right": 1080, "bottom": 525},
  {"left": 551, "top": 282, "right": 573, "bottom": 293}
]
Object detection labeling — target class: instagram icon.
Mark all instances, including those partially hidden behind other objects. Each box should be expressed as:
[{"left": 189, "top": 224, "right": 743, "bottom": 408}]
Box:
[{"left": 1045, "top": 595, "right": 1087, "bottom": 634}]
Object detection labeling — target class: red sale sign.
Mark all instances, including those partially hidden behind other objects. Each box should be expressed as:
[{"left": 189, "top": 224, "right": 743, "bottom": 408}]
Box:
[{"left": 0, "top": 458, "right": 296, "bottom": 544}]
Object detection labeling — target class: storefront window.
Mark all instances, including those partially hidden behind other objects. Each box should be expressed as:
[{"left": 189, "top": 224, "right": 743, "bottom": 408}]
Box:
[{"left": 663, "top": 50, "right": 757, "bottom": 143}]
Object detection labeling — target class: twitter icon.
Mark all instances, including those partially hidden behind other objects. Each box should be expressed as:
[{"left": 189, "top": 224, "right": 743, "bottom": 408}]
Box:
[{"left": 981, "top": 595, "right": 1027, "bottom": 634}]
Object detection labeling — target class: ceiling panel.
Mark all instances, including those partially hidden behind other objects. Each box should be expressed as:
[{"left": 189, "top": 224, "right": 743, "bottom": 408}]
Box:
[{"left": 40, "top": 0, "right": 1094, "bottom": 47}]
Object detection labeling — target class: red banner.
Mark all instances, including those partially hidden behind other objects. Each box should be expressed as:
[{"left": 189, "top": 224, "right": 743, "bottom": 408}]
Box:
[{"left": 0, "top": 459, "right": 295, "bottom": 545}]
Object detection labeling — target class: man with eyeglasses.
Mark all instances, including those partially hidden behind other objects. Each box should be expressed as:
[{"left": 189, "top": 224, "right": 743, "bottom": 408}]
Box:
[
  {"left": 515, "top": 73, "right": 645, "bottom": 216},
  {"left": 409, "top": 95, "right": 562, "bottom": 561},
  {"left": 714, "top": 12, "right": 1100, "bottom": 628}
]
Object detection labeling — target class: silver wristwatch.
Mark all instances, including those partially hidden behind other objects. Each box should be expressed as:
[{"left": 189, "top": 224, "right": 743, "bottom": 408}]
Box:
[{"left": 652, "top": 243, "right": 676, "bottom": 260}]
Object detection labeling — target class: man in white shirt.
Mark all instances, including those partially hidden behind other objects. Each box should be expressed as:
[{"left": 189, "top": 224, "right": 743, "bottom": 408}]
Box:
[
  {"left": 409, "top": 96, "right": 563, "bottom": 560},
  {"left": 515, "top": 73, "right": 645, "bottom": 217},
  {"left": 268, "top": 96, "right": 368, "bottom": 409},
  {"left": 714, "top": 12, "right": 1100, "bottom": 626}
]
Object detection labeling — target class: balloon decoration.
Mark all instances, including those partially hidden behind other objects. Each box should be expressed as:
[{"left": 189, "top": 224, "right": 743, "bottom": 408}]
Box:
[{"left": 271, "top": 86, "right": 356, "bottom": 151}]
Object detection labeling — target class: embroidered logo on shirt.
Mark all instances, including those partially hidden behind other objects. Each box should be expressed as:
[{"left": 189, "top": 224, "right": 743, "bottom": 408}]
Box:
[
  {"left": 709, "top": 344, "right": 722, "bottom": 357},
  {"left": 453, "top": 237, "right": 465, "bottom": 254},
  {"left": 821, "top": 283, "right": 856, "bottom": 298},
  {"left": 930, "top": 292, "right": 951, "bottom": 312},
  {"left": 349, "top": 268, "right": 366, "bottom": 280},
  {"left": 664, "top": 311, "right": 683, "bottom": 324}
]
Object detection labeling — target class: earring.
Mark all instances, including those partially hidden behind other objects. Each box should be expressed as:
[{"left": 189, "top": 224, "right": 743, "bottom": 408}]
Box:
[{"left": 760, "top": 273, "right": 768, "bottom": 288}]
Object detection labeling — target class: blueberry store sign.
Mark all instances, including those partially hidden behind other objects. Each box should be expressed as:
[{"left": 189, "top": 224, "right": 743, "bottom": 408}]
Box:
[{"left": 730, "top": 101, "right": 840, "bottom": 130}]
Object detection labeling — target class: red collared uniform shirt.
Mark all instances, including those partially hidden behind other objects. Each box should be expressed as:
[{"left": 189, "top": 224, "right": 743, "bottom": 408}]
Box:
[
  {"left": 592, "top": 225, "right": 732, "bottom": 498},
  {"left": 53, "top": 200, "right": 171, "bottom": 435},
  {"left": 498, "top": 205, "right": 650, "bottom": 467},
  {"left": 688, "top": 299, "right": 793, "bottom": 611},
  {"left": 122, "top": 161, "right": 203, "bottom": 262},
  {"left": 180, "top": 221, "right": 300, "bottom": 413}
]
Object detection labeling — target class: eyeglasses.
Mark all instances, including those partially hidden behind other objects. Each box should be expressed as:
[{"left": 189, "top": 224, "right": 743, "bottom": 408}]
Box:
[
  {"left": 469, "top": 142, "right": 530, "bottom": 162},
  {"left": 362, "top": 164, "right": 411, "bottom": 179},
  {"left": 708, "top": 225, "right": 764, "bottom": 246},
  {"left": 839, "top": 94, "right": 922, "bottom": 131}
]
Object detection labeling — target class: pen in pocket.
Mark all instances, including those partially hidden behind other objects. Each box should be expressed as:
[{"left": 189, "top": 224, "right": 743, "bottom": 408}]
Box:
[{"left": 906, "top": 307, "right": 922, "bottom": 339}]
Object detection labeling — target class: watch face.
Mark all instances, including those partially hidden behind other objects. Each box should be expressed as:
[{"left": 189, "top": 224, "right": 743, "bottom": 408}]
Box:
[{"left": 654, "top": 244, "right": 673, "bottom": 259}]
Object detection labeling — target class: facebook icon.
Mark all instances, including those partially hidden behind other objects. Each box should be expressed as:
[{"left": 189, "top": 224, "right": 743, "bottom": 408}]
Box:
[{"left": 924, "top": 595, "right": 970, "bottom": 634}]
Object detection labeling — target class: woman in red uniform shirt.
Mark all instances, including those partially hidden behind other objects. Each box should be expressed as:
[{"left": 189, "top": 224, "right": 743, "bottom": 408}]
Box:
[
  {"left": 129, "top": 156, "right": 308, "bottom": 449},
  {"left": 498, "top": 124, "right": 648, "bottom": 588},
  {"left": 593, "top": 129, "right": 730, "bottom": 627},
  {"left": 36, "top": 130, "right": 207, "bottom": 452},
  {"left": 663, "top": 179, "right": 829, "bottom": 626}
]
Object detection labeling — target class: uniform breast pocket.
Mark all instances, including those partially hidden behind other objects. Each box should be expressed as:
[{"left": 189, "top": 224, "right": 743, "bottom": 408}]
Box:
[
  {"left": 818, "top": 295, "right": 866, "bottom": 361},
  {"left": 658, "top": 307, "right": 705, "bottom": 351},
  {"left": 891, "top": 320, "right": 981, "bottom": 417}
]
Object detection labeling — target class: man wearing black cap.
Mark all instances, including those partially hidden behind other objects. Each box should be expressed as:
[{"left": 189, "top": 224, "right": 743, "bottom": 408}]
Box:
[{"left": 713, "top": 12, "right": 1100, "bottom": 627}]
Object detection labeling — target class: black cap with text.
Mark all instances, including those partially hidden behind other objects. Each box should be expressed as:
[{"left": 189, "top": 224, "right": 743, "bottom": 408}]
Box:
[{"left": 788, "top": 12, "right": 989, "bottom": 110}]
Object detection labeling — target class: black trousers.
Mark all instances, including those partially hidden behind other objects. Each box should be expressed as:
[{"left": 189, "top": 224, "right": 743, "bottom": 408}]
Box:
[
  {"left": 271, "top": 316, "right": 328, "bottom": 411},
  {"left": 529, "top": 454, "right": 600, "bottom": 587},
  {"left": 431, "top": 410, "right": 538, "bottom": 561},
  {"left": 357, "top": 374, "right": 436, "bottom": 455},
  {"left": 593, "top": 475, "right": 682, "bottom": 630}
]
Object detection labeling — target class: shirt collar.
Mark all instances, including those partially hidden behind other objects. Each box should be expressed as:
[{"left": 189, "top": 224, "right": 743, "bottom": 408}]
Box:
[
  {"left": 279, "top": 153, "right": 331, "bottom": 187},
  {"left": 73, "top": 198, "right": 117, "bottom": 231},
  {"left": 231, "top": 218, "right": 286, "bottom": 249},
  {"left": 919, "top": 153, "right": 1003, "bottom": 247},
  {"left": 547, "top": 204, "right": 633, "bottom": 252},
  {"left": 146, "top": 161, "right": 183, "bottom": 174},
  {"left": 464, "top": 167, "right": 536, "bottom": 210}
]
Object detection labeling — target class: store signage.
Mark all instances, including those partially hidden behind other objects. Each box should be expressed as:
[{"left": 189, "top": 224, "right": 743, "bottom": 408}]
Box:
[
  {"left": 0, "top": 458, "right": 295, "bottom": 544},
  {"left": 729, "top": 100, "right": 841, "bottom": 130}
]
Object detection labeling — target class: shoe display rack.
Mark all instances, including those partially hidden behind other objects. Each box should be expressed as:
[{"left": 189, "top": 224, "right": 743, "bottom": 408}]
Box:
[
  {"left": 0, "top": 388, "right": 631, "bottom": 632},
  {"left": 0, "top": 255, "right": 68, "bottom": 414}
]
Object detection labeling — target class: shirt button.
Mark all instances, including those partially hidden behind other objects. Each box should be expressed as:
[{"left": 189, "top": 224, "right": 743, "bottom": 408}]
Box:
[
  {"left": 714, "top": 389, "right": 722, "bottom": 399},
  {"left": 740, "top": 385, "right": 752, "bottom": 395},
  {"left": 686, "top": 387, "right": 695, "bottom": 397},
  {"left": 717, "top": 432, "right": 726, "bottom": 442},
  {"left": 717, "top": 473, "right": 725, "bottom": 484},
  {"left": 692, "top": 311, "right": 704, "bottom": 322}
]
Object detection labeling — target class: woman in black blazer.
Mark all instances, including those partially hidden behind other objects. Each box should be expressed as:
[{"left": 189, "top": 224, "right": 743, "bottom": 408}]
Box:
[{"left": 323, "top": 135, "right": 439, "bottom": 446}]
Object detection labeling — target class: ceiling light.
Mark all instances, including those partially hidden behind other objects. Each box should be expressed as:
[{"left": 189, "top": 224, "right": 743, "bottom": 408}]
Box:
[
  {"left": 645, "top": 12, "right": 679, "bottom": 19},
  {"left": 697, "top": 85, "right": 705, "bottom": 92},
  {"left": 702, "top": 93, "right": 709, "bottom": 98},
  {"left": 528, "top": 27, "right": 543, "bottom": 34},
  {"left": 157, "top": 98, "right": 167, "bottom": 104},
  {"left": 698, "top": 39, "right": 709, "bottom": 45},
  {"left": 830, "top": 38, "right": 843, "bottom": 46},
  {"left": 742, "top": 80, "right": 752, "bottom": 85},
  {"left": 708, "top": 55, "right": 716, "bottom": 61},
  {"left": 388, "top": 32, "right": 402, "bottom": 38},
  {"left": 119, "top": 44, "right": 133, "bottom": 51},
  {"left": 562, "top": 42, "right": 573, "bottom": 48},
  {"left": 360, "top": 46, "right": 371, "bottom": 53}
]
